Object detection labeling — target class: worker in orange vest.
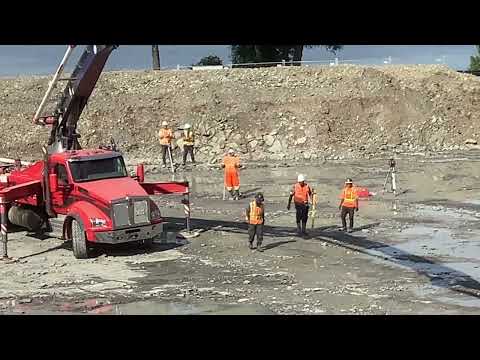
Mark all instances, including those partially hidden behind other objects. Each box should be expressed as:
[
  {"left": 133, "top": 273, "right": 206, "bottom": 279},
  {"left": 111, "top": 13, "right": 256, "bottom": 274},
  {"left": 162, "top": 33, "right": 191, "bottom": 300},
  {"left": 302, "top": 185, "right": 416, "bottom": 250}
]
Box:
[
  {"left": 287, "top": 174, "right": 312, "bottom": 237},
  {"left": 221, "top": 149, "right": 242, "bottom": 200},
  {"left": 245, "top": 193, "right": 265, "bottom": 252},
  {"left": 338, "top": 178, "right": 359, "bottom": 233},
  {"left": 182, "top": 123, "right": 195, "bottom": 166},
  {"left": 158, "top": 121, "right": 174, "bottom": 168}
]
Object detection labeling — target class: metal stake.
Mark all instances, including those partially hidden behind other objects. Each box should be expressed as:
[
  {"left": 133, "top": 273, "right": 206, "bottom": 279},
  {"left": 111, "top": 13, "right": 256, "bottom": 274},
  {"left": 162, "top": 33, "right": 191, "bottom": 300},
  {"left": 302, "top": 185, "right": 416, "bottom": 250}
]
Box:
[
  {"left": 382, "top": 170, "right": 391, "bottom": 193},
  {"left": 183, "top": 192, "right": 191, "bottom": 232},
  {"left": 167, "top": 146, "right": 175, "bottom": 174},
  {"left": 0, "top": 196, "right": 9, "bottom": 259},
  {"left": 391, "top": 166, "right": 397, "bottom": 197}
]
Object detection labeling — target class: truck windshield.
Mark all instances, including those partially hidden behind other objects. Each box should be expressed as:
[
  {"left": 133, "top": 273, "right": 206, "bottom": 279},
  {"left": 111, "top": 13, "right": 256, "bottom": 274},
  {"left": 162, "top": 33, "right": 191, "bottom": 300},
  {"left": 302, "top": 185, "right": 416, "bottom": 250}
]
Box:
[{"left": 69, "top": 157, "right": 128, "bottom": 182}]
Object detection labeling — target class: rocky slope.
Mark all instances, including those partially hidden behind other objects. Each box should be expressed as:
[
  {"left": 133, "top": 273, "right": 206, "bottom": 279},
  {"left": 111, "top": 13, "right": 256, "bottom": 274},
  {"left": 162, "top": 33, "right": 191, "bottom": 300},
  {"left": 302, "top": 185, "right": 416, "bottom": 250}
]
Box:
[{"left": 1, "top": 64, "right": 479, "bottom": 163}]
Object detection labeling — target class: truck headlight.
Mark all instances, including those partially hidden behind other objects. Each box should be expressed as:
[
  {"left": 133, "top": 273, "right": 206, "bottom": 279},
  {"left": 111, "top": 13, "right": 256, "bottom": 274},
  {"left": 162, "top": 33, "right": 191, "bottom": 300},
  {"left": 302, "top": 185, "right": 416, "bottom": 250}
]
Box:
[{"left": 90, "top": 218, "right": 107, "bottom": 227}]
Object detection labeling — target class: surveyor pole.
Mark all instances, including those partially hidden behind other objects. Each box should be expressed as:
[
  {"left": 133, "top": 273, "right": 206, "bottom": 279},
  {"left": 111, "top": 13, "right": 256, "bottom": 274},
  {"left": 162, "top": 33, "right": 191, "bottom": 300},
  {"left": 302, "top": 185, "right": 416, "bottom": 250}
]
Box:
[{"left": 310, "top": 190, "right": 318, "bottom": 229}]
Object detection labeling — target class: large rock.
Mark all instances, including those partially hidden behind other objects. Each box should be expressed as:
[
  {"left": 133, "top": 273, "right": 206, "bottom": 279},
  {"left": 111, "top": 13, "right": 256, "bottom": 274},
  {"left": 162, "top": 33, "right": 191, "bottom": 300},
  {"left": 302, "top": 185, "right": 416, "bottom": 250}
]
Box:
[
  {"left": 268, "top": 140, "right": 284, "bottom": 153},
  {"left": 296, "top": 137, "right": 307, "bottom": 145},
  {"left": 248, "top": 140, "right": 258, "bottom": 149},
  {"left": 264, "top": 134, "right": 276, "bottom": 147}
]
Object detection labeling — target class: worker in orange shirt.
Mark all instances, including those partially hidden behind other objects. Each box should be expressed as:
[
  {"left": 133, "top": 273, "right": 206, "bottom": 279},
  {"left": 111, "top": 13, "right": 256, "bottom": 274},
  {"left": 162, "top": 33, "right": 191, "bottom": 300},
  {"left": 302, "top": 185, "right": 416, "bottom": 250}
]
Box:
[
  {"left": 245, "top": 193, "right": 265, "bottom": 252},
  {"left": 158, "top": 121, "right": 174, "bottom": 168},
  {"left": 287, "top": 174, "right": 312, "bottom": 237},
  {"left": 338, "top": 178, "right": 359, "bottom": 233},
  {"left": 221, "top": 149, "right": 242, "bottom": 200}
]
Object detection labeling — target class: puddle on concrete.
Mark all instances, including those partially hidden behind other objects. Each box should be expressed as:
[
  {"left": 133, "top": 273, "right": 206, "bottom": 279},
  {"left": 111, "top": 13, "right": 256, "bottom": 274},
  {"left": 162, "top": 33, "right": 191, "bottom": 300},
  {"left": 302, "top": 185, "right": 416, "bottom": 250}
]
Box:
[
  {"left": 360, "top": 220, "right": 480, "bottom": 309},
  {"left": 394, "top": 226, "right": 480, "bottom": 260},
  {"left": 413, "top": 283, "right": 480, "bottom": 309}
]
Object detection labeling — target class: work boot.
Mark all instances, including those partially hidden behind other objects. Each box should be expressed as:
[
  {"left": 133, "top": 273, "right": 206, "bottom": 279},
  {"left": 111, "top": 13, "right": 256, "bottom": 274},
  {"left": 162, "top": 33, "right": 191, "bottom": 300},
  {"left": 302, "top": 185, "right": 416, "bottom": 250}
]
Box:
[
  {"left": 296, "top": 223, "right": 302, "bottom": 236},
  {"left": 301, "top": 222, "right": 309, "bottom": 237}
]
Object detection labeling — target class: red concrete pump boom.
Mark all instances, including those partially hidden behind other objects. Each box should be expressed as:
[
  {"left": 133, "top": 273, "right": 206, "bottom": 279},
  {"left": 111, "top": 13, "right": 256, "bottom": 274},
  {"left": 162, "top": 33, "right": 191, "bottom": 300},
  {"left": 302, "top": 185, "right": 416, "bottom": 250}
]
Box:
[{"left": 33, "top": 45, "right": 118, "bottom": 154}]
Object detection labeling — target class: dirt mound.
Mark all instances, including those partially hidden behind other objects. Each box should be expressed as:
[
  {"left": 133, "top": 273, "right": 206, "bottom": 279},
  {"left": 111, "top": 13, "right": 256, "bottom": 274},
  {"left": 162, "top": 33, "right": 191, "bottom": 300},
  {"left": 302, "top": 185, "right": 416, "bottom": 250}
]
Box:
[{"left": 1, "top": 64, "right": 479, "bottom": 163}]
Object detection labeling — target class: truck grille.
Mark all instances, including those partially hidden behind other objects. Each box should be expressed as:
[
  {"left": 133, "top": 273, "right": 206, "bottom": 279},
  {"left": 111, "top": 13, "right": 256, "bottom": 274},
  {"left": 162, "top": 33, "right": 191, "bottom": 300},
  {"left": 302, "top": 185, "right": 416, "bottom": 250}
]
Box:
[
  {"left": 112, "top": 197, "right": 150, "bottom": 229},
  {"left": 133, "top": 200, "right": 149, "bottom": 224},
  {"left": 113, "top": 203, "right": 130, "bottom": 227}
]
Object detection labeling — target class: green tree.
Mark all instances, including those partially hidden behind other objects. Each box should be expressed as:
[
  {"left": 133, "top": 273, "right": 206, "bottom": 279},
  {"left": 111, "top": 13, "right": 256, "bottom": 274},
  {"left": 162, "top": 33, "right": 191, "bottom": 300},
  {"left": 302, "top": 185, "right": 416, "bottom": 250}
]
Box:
[
  {"left": 231, "top": 45, "right": 343, "bottom": 66},
  {"left": 469, "top": 45, "right": 480, "bottom": 71},
  {"left": 196, "top": 55, "right": 223, "bottom": 66}
]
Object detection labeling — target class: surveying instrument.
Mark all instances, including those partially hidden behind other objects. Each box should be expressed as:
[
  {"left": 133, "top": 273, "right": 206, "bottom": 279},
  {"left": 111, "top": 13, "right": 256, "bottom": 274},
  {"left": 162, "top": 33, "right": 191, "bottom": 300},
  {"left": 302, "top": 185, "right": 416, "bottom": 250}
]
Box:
[{"left": 383, "top": 158, "right": 397, "bottom": 196}]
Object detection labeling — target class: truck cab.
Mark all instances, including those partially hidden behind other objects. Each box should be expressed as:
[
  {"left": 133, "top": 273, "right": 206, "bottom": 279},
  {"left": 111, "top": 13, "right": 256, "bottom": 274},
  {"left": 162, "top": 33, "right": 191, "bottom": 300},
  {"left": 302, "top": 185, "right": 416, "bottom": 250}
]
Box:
[{"left": 47, "top": 149, "right": 164, "bottom": 258}]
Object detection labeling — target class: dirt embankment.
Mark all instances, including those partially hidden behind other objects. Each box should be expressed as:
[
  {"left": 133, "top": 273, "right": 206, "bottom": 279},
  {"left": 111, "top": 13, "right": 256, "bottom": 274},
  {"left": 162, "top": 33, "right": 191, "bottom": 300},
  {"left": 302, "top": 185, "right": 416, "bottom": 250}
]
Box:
[{"left": 1, "top": 65, "right": 479, "bottom": 163}]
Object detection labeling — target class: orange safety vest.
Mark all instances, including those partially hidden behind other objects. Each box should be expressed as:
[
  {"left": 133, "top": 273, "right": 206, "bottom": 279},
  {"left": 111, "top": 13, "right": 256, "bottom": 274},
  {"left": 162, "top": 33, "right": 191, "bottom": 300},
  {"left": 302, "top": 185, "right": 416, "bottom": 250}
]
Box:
[
  {"left": 341, "top": 187, "right": 358, "bottom": 208},
  {"left": 293, "top": 183, "right": 311, "bottom": 204},
  {"left": 159, "top": 128, "right": 173, "bottom": 145},
  {"left": 249, "top": 201, "right": 264, "bottom": 225},
  {"left": 183, "top": 130, "right": 195, "bottom": 146},
  {"left": 223, "top": 155, "right": 240, "bottom": 172}
]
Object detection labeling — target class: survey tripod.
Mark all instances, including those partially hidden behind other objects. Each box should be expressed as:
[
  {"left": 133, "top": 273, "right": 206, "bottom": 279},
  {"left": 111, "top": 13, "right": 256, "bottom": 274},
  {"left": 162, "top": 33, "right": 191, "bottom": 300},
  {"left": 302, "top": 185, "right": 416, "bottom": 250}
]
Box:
[{"left": 383, "top": 158, "right": 397, "bottom": 196}]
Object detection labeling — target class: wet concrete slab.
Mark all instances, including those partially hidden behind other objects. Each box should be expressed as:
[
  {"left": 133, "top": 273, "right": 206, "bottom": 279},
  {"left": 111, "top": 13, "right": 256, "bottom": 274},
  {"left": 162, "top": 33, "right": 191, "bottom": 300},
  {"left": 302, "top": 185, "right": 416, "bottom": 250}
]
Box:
[
  {"left": 3, "top": 155, "right": 480, "bottom": 314},
  {"left": 1, "top": 299, "right": 275, "bottom": 315}
]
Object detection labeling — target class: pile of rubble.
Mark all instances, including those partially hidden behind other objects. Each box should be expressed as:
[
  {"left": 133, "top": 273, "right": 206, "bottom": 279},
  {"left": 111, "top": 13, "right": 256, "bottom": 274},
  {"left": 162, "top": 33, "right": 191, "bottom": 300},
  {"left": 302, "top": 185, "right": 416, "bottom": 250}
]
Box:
[{"left": 0, "top": 64, "right": 479, "bottom": 163}]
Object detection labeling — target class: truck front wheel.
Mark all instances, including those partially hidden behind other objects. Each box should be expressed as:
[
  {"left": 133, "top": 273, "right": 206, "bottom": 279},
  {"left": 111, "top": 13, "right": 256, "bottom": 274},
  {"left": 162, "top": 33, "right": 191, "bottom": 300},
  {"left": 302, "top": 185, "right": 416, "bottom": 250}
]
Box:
[
  {"left": 71, "top": 219, "right": 89, "bottom": 259},
  {"left": 142, "top": 237, "right": 154, "bottom": 249}
]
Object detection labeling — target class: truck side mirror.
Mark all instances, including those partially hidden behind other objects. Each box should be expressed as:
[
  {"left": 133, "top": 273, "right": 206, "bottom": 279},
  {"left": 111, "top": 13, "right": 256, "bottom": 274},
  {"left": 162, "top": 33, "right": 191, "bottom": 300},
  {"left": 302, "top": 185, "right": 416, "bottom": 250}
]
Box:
[
  {"left": 49, "top": 173, "right": 58, "bottom": 192},
  {"left": 136, "top": 164, "right": 145, "bottom": 183}
]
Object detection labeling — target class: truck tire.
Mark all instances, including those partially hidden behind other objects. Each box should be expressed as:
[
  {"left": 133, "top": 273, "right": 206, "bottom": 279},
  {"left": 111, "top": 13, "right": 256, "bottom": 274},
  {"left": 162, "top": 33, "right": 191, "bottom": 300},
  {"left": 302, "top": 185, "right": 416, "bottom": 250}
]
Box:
[
  {"left": 71, "top": 219, "right": 89, "bottom": 259},
  {"left": 8, "top": 205, "right": 44, "bottom": 231},
  {"left": 143, "top": 237, "right": 154, "bottom": 249}
]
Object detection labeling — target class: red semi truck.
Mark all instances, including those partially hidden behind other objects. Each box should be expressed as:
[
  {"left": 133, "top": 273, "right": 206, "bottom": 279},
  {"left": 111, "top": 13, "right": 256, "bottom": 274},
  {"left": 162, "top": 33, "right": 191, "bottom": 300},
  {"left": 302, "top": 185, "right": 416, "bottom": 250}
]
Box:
[{"left": 0, "top": 45, "right": 190, "bottom": 259}]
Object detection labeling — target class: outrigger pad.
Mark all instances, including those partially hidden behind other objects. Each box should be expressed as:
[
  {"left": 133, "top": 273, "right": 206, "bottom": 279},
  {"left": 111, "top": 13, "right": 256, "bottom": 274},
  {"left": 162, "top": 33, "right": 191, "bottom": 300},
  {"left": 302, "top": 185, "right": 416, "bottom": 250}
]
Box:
[{"left": 177, "top": 230, "right": 201, "bottom": 239}]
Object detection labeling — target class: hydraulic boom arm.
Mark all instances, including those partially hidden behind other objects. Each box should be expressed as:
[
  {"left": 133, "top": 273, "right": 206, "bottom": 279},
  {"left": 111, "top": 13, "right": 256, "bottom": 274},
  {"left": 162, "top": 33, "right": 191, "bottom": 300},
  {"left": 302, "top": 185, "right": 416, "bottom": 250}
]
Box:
[{"left": 34, "top": 45, "right": 117, "bottom": 154}]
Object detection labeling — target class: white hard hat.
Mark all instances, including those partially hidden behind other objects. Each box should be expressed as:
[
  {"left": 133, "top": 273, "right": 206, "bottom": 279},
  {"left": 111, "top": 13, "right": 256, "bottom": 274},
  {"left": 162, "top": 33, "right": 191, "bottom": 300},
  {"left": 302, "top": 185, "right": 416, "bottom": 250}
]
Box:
[
  {"left": 297, "top": 174, "right": 305, "bottom": 182},
  {"left": 184, "top": 123, "right": 191, "bottom": 129},
  {"left": 228, "top": 148, "right": 235, "bottom": 154},
  {"left": 162, "top": 121, "right": 168, "bottom": 126}
]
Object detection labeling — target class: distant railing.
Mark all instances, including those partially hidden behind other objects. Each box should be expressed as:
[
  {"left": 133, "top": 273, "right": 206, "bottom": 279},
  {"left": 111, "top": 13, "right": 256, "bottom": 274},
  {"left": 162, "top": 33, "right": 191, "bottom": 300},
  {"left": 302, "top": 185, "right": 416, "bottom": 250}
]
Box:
[{"left": 165, "top": 55, "right": 456, "bottom": 71}]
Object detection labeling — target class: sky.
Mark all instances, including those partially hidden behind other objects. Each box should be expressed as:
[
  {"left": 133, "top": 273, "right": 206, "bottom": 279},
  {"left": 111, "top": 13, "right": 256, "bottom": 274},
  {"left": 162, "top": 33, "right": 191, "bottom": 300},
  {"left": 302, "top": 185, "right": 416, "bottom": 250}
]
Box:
[{"left": 0, "top": 45, "right": 476, "bottom": 77}]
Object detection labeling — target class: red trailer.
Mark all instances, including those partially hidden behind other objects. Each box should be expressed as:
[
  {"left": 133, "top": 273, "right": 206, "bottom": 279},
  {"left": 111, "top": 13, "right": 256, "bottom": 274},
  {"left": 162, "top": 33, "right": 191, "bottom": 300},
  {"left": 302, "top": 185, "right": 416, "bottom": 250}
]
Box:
[{"left": 0, "top": 46, "right": 190, "bottom": 259}]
